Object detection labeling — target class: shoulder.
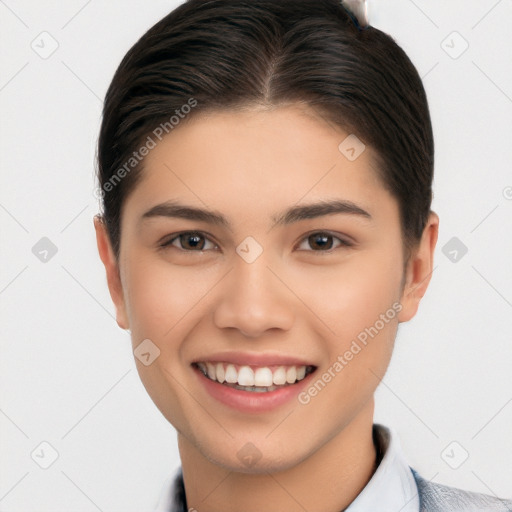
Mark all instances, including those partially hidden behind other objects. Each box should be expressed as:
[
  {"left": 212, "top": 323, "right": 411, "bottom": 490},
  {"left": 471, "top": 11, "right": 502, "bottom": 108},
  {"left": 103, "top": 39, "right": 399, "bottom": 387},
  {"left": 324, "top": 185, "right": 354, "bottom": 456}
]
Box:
[{"left": 410, "top": 467, "right": 512, "bottom": 512}]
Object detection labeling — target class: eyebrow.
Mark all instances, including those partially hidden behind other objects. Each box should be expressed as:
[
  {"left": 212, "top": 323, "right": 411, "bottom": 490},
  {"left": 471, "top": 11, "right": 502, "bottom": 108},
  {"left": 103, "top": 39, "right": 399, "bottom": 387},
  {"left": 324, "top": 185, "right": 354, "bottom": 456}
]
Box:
[{"left": 139, "top": 199, "right": 372, "bottom": 231}]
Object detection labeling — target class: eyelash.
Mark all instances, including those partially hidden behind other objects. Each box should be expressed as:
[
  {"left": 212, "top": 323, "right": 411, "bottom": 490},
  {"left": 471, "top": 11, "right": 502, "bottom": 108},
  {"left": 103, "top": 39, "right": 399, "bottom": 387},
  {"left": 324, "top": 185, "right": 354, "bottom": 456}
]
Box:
[{"left": 158, "top": 230, "right": 353, "bottom": 253}]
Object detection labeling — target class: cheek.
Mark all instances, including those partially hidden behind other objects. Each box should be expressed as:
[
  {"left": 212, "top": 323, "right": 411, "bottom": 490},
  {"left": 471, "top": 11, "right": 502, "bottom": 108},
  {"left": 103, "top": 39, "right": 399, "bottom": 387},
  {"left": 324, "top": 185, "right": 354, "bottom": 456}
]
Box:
[
  {"left": 297, "top": 264, "right": 400, "bottom": 420},
  {"left": 295, "top": 251, "right": 402, "bottom": 395},
  {"left": 122, "top": 254, "right": 208, "bottom": 337},
  {"left": 296, "top": 251, "right": 402, "bottom": 336},
  {"left": 121, "top": 256, "right": 208, "bottom": 429}
]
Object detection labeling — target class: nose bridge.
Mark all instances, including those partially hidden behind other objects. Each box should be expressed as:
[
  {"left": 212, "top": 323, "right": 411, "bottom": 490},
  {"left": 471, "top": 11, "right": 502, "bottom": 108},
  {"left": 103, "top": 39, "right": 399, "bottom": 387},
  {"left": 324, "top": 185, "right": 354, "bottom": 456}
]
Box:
[
  {"left": 233, "top": 250, "right": 275, "bottom": 301},
  {"left": 212, "top": 244, "right": 294, "bottom": 336}
]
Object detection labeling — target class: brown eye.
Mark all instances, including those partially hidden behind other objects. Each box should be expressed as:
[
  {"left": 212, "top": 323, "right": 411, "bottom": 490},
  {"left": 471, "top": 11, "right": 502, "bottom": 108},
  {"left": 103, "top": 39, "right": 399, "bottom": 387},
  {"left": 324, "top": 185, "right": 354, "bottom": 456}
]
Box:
[
  {"left": 309, "top": 233, "right": 333, "bottom": 250},
  {"left": 160, "top": 231, "right": 217, "bottom": 251},
  {"left": 297, "top": 232, "right": 352, "bottom": 252}
]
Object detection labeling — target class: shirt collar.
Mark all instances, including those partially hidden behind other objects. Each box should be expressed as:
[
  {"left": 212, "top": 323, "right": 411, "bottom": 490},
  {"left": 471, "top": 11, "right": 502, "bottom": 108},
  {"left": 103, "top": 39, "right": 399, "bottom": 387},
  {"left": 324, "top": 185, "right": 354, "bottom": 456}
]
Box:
[
  {"left": 345, "top": 423, "right": 419, "bottom": 512},
  {"left": 154, "top": 423, "right": 419, "bottom": 512}
]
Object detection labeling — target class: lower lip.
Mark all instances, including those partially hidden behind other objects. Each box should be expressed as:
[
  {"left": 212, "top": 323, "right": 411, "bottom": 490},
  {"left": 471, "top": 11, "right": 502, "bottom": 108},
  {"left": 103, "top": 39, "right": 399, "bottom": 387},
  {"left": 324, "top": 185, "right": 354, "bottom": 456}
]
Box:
[{"left": 193, "top": 365, "right": 317, "bottom": 413}]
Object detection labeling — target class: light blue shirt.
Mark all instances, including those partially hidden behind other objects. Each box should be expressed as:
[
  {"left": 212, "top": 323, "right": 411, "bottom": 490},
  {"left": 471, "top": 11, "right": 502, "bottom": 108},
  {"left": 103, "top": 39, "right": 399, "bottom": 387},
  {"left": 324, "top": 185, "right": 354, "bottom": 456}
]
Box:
[
  {"left": 346, "top": 423, "right": 419, "bottom": 512},
  {"left": 153, "top": 423, "right": 420, "bottom": 512}
]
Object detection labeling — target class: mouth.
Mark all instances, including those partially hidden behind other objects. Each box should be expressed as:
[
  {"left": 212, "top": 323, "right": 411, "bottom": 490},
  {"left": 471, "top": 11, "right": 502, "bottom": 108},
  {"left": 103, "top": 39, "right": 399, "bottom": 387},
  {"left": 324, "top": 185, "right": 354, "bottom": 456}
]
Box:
[{"left": 192, "top": 361, "right": 317, "bottom": 393}]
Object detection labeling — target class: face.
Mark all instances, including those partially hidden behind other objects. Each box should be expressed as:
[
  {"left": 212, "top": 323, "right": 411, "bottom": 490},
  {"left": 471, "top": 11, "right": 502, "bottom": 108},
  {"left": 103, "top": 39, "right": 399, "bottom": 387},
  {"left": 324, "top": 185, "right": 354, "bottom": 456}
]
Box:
[{"left": 95, "top": 104, "right": 438, "bottom": 473}]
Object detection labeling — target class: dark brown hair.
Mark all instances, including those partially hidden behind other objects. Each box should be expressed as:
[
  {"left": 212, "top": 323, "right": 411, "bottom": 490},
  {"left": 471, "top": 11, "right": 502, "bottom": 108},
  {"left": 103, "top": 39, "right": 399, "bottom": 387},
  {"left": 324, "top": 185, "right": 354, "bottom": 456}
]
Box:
[{"left": 96, "top": 0, "right": 434, "bottom": 263}]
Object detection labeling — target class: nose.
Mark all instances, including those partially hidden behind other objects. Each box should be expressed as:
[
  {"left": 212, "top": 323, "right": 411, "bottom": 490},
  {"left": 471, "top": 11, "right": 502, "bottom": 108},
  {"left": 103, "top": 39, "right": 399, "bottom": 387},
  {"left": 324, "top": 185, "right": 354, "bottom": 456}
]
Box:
[{"left": 212, "top": 251, "right": 295, "bottom": 338}]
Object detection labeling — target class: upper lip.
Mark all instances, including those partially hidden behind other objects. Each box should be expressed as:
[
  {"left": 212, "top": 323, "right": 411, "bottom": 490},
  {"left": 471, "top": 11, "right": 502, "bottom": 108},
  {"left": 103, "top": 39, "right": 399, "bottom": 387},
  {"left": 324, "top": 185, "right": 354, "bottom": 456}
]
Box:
[{"left": 192, "top": 351, "right": 316, "bottom": 368}]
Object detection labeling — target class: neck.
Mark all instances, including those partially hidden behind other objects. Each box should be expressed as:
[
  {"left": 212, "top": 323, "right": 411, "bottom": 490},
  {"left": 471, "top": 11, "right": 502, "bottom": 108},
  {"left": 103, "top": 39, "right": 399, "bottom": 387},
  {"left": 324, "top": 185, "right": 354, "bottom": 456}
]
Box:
[{"left": 177, "top": 401, "right": 377, "bottom": 512}]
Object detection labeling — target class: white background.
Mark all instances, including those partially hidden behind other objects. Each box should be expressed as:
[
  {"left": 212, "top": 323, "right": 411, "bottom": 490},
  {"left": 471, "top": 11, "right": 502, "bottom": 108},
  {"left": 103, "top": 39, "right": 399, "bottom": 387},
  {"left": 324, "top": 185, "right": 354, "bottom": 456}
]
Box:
[{"left": 1, "top": 0, "right": 511, "bottom": 510}]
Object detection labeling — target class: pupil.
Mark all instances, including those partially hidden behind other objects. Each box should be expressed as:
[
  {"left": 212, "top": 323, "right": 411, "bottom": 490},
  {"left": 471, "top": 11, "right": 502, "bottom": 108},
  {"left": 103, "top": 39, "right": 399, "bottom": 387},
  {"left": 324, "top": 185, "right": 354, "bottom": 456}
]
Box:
[
  {"left": 311, "top": 233, "right": 332, "bottom": 250},
  {"left": 184, "top": 233, "right": 203, "bottom": 249}
]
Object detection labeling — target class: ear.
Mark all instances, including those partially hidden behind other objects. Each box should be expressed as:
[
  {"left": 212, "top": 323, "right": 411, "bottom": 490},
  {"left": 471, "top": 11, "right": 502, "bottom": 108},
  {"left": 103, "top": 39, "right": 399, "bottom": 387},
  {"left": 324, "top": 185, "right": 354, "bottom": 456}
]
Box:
[
  {"left": 93, "top": 215, "right": 130, "bottom": 330},
  {"left": 397, "top": 211, "right": 439, "bottom": 323}
]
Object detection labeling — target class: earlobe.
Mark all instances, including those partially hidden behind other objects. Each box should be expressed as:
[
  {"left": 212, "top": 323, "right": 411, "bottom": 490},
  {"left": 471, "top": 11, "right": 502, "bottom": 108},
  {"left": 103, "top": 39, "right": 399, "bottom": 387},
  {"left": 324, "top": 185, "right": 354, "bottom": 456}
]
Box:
[
  {"left": 397, "top": 211, "right": 439, "bottom": 323},
  {"left": 93, "top": 215, "right": 130, "bottom": 330}
]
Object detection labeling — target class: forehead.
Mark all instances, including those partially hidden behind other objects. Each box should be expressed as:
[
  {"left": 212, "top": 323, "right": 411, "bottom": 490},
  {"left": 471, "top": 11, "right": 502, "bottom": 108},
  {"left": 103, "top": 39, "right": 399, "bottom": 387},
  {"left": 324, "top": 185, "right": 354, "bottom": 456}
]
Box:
[{"left": 123, "top": 104, "right": 397, "bottom": 227}]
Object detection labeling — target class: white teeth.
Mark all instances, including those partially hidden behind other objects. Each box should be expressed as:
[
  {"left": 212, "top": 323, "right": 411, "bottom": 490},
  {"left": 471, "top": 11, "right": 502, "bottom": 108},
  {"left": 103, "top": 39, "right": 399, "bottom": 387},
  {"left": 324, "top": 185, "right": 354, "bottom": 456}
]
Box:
[
  {"left": 272, "top": 366, "right": 287, "bottom": 385},
  {"left": 225, "top": 364, "right": 238, "bottom": 384},
  {"left": 238, "top": 366, "right": 254, "bottom": 386},
  {"left": 196, "top": 361, "right": 312, "bottom": 388},
  {"left": 254, "top": 367, "right": 273, "bottom": 387},
  {"left": 286, "top": 366, "right": 297, "bottom": 384},
  {"left": 206, "top": 362, "right": 216, "bottom": 381},
  {"left": 216, "top": 362, "right": 225, "bottom": 383}
]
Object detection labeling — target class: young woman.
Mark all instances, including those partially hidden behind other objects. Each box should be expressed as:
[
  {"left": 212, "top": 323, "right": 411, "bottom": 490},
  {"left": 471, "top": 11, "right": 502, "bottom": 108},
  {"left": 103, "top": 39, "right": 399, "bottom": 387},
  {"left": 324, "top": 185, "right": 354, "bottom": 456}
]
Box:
[{"left": 94, "top": 1, "right": 512, "bottom": 510}]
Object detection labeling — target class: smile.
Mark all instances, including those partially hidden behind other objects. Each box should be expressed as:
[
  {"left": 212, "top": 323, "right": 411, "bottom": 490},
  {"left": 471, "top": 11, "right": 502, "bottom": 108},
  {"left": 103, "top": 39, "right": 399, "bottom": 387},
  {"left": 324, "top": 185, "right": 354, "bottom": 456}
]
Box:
[{"left": 193, "top": 361, "right": 316, "bottom": 392}]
